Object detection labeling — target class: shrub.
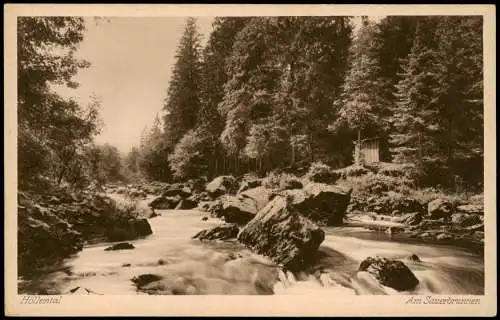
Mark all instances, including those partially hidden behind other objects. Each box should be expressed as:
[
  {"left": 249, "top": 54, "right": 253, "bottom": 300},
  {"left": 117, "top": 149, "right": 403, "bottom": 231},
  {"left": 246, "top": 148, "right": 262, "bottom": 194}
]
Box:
[
  {"left": 409, "top": 187, "right": 472, "bottom": 207},
  {"left": 335, "top": 165, "right": 369, "bottom": 179},
  {"left": 304, "top": 161, "right": 340, "bottom": 184},
  {"left": 345, "top": 173, "right": 409, "bottom": 196},
  {"left": 262, "top": 172, "right": 303, "bottom": 190}
]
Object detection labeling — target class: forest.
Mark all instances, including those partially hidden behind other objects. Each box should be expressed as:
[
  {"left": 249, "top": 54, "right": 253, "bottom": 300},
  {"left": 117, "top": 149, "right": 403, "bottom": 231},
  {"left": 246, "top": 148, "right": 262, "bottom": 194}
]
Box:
[
  {"left": 18, "top": 16, "right": 483, "bottom": 193},
  {"left": 137, "top": 16, "right": 483, "bottom": 193},
  {"left": 17, "top": 16, "right": 486, "bottom": 296}
]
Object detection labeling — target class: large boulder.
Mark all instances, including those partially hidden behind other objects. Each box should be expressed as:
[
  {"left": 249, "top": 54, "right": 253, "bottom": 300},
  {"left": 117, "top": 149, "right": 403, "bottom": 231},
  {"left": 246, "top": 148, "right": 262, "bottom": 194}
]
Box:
[
  {"left": 239, "top": 186, "right": 274, "bottom": 211},
  {"left": 18, "top": 194, "right": 84, "bottom": 275},
  {"left": 427, "top": 199, "right": 454, "bottom": 219},
  {"left": 105, "top": 218, "right": 152, "bottom": 242},
  {"left": 175, "top": 199, "right": 198, "bottom": 210},
  {"left": 283, "top": 182, "right": 352, "bottom": 226},
  {"left": 134, "top": 219, "right": 153, "bottom": 236},
  {"left": 215, "top": 195, "right": 258, "bottom": 225},
  {"left": 237, "top": 196, "right": 325, "bottom": 271},
  {"left": 192, "top": 223, "right": 239, "bottom": 241},
  {"left": 162, "top": 186, "right": 192, "bottom": 198},
  {"left": 358, "top": 256, "right": 419, "bottom": 291},
  {"left": 206, "top": 175, "right": 237, "bottom": 198}
]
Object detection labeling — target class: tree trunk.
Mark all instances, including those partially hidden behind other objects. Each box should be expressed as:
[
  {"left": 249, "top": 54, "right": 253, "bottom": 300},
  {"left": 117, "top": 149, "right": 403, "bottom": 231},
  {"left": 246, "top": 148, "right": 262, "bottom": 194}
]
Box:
[{"left": 356, "top": 129, "right": 362, "bottom": 165}]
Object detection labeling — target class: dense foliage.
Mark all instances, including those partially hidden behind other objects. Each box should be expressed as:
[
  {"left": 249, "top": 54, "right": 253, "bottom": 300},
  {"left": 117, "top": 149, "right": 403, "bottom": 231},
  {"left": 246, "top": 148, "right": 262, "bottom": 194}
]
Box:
[
  {"left": 20, "top": 16, "right": 483, "bottom": 191},
  {"left": 136, "top": 15, "right": 483, "bottom": 190},
  {"left": 18, "top": 17, "right": 129, "bottom": 190}
]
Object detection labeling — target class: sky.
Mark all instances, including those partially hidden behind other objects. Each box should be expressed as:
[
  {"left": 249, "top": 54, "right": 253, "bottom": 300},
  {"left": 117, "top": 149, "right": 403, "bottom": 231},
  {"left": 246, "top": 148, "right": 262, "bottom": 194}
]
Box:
[
  {"left": 56, "top": 16, "right": 381, "bottom": 154},
  {"left": 56, "top": 17, "right": 214, "bottom": 153}
]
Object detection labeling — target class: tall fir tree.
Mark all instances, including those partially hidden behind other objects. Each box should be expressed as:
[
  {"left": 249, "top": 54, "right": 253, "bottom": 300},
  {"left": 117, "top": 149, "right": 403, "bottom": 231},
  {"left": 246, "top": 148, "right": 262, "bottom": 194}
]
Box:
[
  {"left": 331, "top": 18, "right": 390, "bottom": 164},
  {"left": 391, "top": 16, "right": 483, "bottom": 187},
  {"left": 390, "top": 17, "right": 449, "bottom": 184},
  {"left": 163, "top": 17, "right": 203, "bottom": 151},
  {"left": 433, "top": 16, "right": 483, "bottom": 185},
  {"left": 168, "top": 17, "right": 250, "bottom": 179}
]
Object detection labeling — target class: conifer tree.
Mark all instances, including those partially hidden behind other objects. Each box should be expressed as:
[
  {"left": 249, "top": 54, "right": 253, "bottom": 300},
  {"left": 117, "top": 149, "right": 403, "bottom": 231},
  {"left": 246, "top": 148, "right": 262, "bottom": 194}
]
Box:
[
  {"left": 163, "top": 17, "right": 203, "bottom": 151},
  {"left": 390, "top": 17, "right": 446, "bottom": 183},
  {"left": 331, "top": 18, "right": 389, "bottom": 164}
]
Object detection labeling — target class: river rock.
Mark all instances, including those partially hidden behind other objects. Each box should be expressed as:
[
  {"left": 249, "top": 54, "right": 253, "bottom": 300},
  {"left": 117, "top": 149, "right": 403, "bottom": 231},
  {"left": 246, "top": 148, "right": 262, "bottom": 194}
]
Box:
[
  {"left": 279, "top": 178, "right": 303, "bottom": 191},
  {"left": 197, "top": 201, "right": 215, "bottom": 212},
  {"left": 289, "top": 182, "right": 352, "bottom": 226},
  {"left": 175, "top": 199, "right": 198, "bottom": 210},
  {"left": 206, "top": 175, "right": 237, "bottom": 198},
  {"left": 451, "top": 213, "right": 481, "bottom": 227},
  {"left": 67, "top": 286, "right": 102, "bottom": 295},
  {"left": 401, "top": 212, "right": 423, "bottom": 226},
  {"left": 239, "top": 186, "right": 273, "bottom": 211},
  {"left": 106, "top": 218, "right": 153, "bottom": 242},
  {"left": 162, "top": 186, "right": 192, "bottom": 198},
  {"left": 129, "top": 189, "right": 146, "bottom": 198},
  {"left": 428, "top": 199, "right": 454, "bottom": 219},
  {"left": 456, "top": 204, "right": 484, "bottom": 215},
  {"left": 237, "top": 196, "right": 325, "bottom": 271},
  {"left": 405, "top": 254, "right": 421, "bottom": 263},
  {"left": 131, "top": 274, "right": 163, "bottom": 288},
  {"left": 465, "top": 223, "right": 484, "bottom": 232},
  {"left": 149, "top": 211, "right": 160, "bottom": 218},
  {"left": 358, "top": 256, "right": 419, "bottom": 291},
  {"left": 193, "top": 223, "right": 239, "bottom": 241},
  {"left": 238, "top": 178, "right": 262, "bottom": 194},
  {"left": 436, "top": 232, "right": 454, "bottom": 241},
  {"left": 148, "top": 195, "right": 182, "bottom": 210},
  {"left": 18, "top": 194, "right": 84, "bottom": 275},
  {"left": 133, "top": 219, "right": 153, "bottom": 236},
  {"left": 187, "top": 191, "right": 211, "bottom": 203},
  {"left": 104, "top": 242, "right": 135, "bottom": 251},
  {"left": 216, "top": 195, "right": 258, "bottom": 225}
]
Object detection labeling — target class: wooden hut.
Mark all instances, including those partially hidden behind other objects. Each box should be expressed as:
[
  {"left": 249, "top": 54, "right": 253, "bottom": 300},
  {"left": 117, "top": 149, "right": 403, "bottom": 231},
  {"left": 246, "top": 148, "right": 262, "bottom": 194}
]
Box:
[{"left": 354, "top": 137, "right": 380, "bottom": 165}]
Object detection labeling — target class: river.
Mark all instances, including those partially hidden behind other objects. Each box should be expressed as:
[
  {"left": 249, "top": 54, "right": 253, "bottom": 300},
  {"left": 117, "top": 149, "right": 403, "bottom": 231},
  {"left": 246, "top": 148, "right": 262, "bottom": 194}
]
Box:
[{"left": 18, "top": 195, "right": 484, "bottom": 296}]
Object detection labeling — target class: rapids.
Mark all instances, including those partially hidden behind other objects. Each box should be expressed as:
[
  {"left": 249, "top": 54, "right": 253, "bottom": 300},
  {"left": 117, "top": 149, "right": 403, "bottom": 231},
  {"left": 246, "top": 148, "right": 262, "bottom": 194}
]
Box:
[{"left": 18, "top": 195, "right": 484, "bottom": 295}]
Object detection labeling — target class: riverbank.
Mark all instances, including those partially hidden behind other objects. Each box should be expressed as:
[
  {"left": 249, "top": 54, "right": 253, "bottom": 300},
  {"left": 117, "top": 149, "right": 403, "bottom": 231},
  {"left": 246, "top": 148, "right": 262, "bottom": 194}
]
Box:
[
  {"left": 17, "top": 186, "right": 154, "bottom": 278},
  {"left": 18, "top": 206, "right": 484, "bottom": 296},
  {"left": 17, "top": 161, "right": 485, "bottom": 294}
]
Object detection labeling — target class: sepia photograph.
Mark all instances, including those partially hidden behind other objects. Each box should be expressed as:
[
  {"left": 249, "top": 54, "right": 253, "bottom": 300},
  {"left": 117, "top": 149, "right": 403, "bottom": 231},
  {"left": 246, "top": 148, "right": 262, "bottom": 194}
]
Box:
[{"left": 4, "top": 4, "right": 496, "bottom": 317}]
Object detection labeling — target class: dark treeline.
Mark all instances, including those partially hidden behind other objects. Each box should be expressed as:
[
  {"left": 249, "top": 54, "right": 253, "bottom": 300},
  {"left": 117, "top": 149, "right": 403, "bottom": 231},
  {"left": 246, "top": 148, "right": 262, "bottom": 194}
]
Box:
[{"left": 135, "top": 16, "right": 483, "bottom": 190}]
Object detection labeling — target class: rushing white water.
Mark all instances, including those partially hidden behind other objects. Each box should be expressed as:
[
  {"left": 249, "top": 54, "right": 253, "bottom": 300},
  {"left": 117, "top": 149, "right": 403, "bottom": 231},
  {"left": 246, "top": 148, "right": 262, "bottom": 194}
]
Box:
[{"left": 18, "top": 196, "right": 484, "bottom": 296}]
